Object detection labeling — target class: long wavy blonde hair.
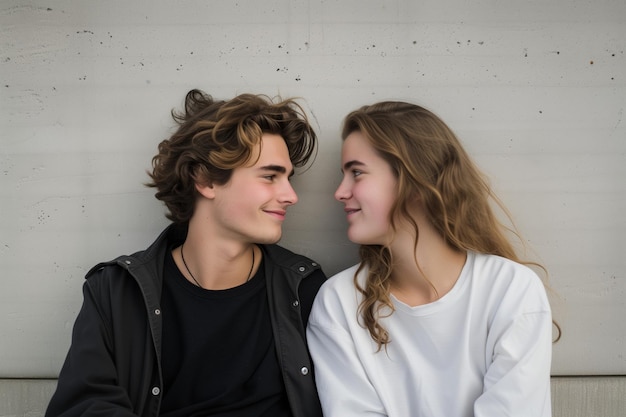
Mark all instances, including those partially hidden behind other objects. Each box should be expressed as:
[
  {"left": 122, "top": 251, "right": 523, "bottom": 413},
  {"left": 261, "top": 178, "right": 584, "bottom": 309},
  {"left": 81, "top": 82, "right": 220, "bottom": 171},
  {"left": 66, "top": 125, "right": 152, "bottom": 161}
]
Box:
[{"left": 342, "top": 101, "right": 559, "bottom": 350}]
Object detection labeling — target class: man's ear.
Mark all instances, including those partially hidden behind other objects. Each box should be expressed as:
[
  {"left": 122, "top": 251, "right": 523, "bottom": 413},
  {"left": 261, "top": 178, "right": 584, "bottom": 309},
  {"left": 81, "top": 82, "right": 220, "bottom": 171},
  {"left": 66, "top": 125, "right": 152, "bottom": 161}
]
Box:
[{"left": 195, "top": 181, "right": 216, "bottom": 199}]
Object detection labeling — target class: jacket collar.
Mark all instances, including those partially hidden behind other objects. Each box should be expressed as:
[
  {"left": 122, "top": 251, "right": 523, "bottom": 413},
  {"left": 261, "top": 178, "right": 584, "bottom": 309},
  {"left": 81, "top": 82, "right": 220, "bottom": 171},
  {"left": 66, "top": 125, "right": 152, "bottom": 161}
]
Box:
[{"left": 86, "top": 222, "right": 319, "bottom": 295}]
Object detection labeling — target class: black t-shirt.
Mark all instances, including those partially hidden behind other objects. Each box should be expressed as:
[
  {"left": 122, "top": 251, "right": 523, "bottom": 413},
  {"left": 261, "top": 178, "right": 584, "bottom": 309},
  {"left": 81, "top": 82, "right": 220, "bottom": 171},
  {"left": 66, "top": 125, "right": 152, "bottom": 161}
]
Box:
[{"left": 159, "top": 248, "right": 292, "bottom": 417}]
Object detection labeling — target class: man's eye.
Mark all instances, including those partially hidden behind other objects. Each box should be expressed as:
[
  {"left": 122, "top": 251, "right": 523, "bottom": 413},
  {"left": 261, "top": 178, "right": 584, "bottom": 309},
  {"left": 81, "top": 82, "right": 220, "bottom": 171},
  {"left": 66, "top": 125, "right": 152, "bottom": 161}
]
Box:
[{"left": 352, "top": 170, "right": 362, "bottom": 177}]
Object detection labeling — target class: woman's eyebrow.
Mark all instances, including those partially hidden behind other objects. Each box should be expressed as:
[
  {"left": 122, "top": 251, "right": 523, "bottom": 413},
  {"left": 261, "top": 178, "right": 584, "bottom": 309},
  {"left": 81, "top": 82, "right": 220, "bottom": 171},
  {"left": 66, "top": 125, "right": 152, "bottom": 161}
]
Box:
[{"left": 341, "top": 160, "right": 365, "bottom": 172}]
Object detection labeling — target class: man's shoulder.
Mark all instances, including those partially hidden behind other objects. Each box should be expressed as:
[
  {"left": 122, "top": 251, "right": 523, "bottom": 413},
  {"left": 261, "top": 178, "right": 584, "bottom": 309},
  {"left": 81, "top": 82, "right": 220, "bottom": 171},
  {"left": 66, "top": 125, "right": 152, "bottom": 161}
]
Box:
[
  {"left": 85, "top": 225, "right": 175, "bottom": 281},
  {"left": 263, "top": 244, "right": 321, "bottom": 273},
  {"left": 83, "top": 255, "right": 142, "bottom": 297}
]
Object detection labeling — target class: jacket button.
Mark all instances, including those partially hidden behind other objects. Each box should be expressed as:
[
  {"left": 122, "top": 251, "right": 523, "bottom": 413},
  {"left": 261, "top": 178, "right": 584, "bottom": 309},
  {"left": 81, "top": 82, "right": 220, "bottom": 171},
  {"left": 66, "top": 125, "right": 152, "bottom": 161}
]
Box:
[
  {"left": 154, "top": 309, "right": 161, "bottom": 315},
  {"left": 292, "top": 300, "right": 299, "bottom": 308},
  {"left": 298, "top": 266, "right": 306, "bottom": 272},
  {"left": 312, "top": 262, "right": 318, "bottom": 267},
  {"left": 125, "top": 260, "right": 132, "bottom": 265},
  {"left": 151, "top": 386, "right": 160, "bottom": 396},
  {"left": 300, "top": 367, "right": 309, "bottom": 376}
]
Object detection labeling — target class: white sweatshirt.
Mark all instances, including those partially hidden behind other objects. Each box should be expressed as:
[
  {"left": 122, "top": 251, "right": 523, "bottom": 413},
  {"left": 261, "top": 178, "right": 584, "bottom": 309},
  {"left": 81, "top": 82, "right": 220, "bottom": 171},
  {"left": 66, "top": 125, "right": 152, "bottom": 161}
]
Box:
[{"left": 307, "top": 251, "right": 553, "bottom": 417}]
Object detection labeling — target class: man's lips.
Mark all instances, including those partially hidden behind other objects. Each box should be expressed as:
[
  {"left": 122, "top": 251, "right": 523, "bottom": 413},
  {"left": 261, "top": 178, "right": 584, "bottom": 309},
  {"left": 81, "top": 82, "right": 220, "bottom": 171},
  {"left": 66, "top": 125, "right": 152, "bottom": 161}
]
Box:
[{"left": 264, "top": 209, "right": 287, "bottom": 220}]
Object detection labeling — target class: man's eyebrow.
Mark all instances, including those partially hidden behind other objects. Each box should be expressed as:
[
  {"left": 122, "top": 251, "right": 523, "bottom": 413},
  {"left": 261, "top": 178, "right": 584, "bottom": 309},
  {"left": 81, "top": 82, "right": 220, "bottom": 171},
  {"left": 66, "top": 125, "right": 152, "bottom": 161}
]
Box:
[
  {"left": 259, "top": 164, "right": 295, "bottom": 177},
  {"left": 341, "top": 160, "right": 365, "bottom": 172}
]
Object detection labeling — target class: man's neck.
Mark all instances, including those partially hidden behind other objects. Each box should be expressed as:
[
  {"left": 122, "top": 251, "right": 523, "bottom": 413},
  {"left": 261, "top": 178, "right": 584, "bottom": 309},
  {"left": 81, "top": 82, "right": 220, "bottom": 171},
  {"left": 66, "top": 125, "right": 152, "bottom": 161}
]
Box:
[{"left": 173, "top": 228, "right": 259, "bottom": 290}]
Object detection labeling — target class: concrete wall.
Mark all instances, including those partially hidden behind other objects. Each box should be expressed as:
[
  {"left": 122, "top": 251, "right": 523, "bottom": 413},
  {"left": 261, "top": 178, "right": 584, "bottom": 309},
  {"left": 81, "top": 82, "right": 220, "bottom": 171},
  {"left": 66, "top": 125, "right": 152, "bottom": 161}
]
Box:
[{"left": 1, "top": 0, "right": 624, "bottom": 414}]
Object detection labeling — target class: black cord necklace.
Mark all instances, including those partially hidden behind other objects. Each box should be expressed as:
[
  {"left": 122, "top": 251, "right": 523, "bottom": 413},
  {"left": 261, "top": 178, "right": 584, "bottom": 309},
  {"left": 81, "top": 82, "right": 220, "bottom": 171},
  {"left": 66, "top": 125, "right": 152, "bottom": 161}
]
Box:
[{"left": 180, "top": 243, "right": 255, "bottom": 289}]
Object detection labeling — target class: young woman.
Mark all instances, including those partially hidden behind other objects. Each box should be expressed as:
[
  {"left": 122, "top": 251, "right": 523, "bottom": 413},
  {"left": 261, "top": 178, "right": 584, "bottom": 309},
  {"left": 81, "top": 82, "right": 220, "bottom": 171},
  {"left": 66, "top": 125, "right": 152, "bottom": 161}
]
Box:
[{"left": 307, "top": 101, "right": 557, "bottom": 417}]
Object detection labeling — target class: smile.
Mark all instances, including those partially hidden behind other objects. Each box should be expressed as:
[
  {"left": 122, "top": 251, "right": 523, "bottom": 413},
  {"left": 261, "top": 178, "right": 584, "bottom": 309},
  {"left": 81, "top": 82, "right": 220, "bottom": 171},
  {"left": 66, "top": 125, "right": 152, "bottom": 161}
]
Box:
[{"left": 264, "top": 210, "right": 287, "bottom": 220}]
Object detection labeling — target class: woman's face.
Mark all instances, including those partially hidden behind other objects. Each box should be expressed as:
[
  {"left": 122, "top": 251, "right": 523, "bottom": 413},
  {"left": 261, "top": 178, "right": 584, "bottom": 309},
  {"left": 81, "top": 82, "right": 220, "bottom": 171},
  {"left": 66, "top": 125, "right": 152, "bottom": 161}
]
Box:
[{"left": 334, "top": 131, "right": 398, "bottom": 245}]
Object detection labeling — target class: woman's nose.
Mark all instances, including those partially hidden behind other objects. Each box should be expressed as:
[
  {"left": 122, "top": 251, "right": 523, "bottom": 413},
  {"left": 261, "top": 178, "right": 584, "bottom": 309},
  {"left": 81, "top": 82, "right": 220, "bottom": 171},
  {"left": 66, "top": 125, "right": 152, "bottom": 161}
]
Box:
[{"left": 334, "top": 177, "right": 351, "bottom": 201}]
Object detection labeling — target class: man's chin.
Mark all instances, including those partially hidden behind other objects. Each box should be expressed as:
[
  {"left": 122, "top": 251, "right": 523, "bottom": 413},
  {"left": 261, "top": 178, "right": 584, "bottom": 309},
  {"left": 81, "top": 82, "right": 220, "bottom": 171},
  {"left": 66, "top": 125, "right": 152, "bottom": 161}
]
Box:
[{"left": 255, "top": 232, "right": 283, "bottom": 245}]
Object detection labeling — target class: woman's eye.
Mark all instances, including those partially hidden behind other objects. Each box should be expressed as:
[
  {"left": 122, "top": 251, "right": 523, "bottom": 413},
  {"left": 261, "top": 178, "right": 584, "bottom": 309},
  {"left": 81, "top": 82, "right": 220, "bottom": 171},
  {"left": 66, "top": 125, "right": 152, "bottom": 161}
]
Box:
[{"left": 352, "top": 170, "right": 362, "bottom": 177}]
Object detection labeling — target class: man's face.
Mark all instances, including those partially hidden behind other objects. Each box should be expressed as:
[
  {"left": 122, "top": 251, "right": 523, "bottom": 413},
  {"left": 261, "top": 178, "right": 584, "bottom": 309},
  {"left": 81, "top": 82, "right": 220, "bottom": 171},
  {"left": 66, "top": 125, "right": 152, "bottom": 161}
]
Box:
[{"left": 209, "top": 133, "right": 298, "bottom": 244}]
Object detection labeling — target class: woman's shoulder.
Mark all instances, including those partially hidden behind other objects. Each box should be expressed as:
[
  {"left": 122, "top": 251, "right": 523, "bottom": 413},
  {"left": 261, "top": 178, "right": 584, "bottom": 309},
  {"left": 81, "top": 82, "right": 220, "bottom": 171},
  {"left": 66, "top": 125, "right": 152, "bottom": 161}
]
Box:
[
  {"left": 472, "top": 251, "right": 539, "bottom": 280},
  {"left": 470, "top": 252, "right": 549, "bottom": 311},
  {"left": 319, "top": 264, "right": 362, "bottom": 294},
  {"left": 309, "top": 264, "right": 363, "bottom": 320}
]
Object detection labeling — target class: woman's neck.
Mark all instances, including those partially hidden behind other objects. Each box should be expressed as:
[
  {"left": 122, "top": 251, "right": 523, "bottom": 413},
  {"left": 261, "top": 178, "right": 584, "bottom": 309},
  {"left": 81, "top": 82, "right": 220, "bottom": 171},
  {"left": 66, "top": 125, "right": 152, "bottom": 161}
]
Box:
[{"left": 388, "top": 216, "right": 467, "bottom": 307}]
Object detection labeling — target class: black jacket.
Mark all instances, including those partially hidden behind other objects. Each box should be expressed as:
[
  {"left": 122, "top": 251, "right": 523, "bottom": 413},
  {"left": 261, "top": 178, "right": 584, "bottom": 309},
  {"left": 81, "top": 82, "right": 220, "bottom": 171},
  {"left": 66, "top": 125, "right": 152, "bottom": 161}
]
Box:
[{"left": 46, "top": 224, "right": 326, "bottom": 417}]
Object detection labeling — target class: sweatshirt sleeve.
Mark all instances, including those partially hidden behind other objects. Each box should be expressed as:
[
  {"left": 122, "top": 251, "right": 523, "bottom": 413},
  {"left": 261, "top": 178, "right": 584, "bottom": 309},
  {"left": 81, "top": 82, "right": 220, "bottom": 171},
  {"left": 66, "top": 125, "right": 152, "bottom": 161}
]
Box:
[
  {"left": 306, "top": 283, "right": 388, "bottom": 417},
  {"left": 45, "top": 279, "right": 139, "bottom": 417},
  {"left": 474, "top": 287, "right": 553, "bottom": 417}
]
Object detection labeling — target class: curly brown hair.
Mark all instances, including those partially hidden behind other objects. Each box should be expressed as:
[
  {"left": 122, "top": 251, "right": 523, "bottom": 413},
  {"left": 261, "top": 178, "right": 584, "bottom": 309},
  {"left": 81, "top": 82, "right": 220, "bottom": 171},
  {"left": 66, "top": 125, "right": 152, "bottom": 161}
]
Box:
[
  {"left": 342, "top": 101, "right": 559, "bottom": 350},
  {"left": 146, "top": 89, "right": 317, "bottom": 223}
]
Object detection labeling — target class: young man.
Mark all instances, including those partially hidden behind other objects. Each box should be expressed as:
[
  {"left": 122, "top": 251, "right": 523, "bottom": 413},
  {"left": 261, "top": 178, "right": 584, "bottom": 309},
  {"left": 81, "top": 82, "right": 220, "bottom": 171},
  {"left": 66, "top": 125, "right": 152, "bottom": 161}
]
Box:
[{"left": 46, "top": 89, "right": 326, "bottom": 417}]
